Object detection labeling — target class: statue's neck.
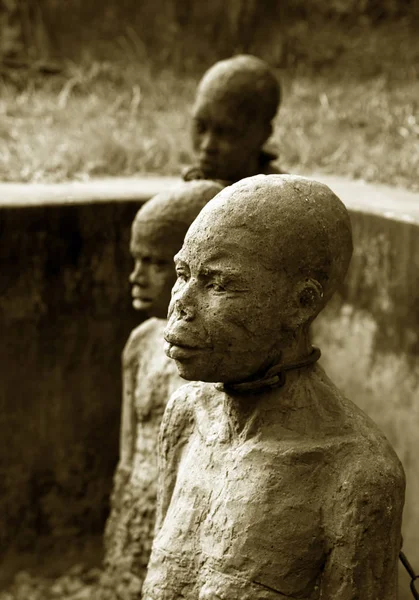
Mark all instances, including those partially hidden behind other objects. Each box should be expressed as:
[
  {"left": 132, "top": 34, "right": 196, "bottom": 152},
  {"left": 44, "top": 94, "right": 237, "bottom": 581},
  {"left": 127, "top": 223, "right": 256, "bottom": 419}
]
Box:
[
  {"left": 278, "top": 331, "right": 313, "bottom": 366},
  {"left": 217, "top": 331, "right": 320, "bottom": 397},
  {"left": 222, "top": 392, "right": 260, "bottom": 439},
  {"left": 219, "top": 347, "right": 320, "bottom": 440}
]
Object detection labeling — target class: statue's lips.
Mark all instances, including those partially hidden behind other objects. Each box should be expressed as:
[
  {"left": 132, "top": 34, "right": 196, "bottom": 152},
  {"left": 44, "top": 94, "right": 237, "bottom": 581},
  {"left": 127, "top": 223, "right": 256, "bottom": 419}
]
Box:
[
  {"left": 131, "top": 286, "right": 152, "bottom": 302},
  {"left": 164, "top": 336, "right": 211, "bottom": 360}
]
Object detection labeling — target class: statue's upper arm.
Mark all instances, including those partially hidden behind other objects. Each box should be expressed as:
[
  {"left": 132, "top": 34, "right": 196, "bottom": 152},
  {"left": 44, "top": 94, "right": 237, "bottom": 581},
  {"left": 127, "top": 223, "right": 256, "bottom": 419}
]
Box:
[
  {"left": 122, "top": 321, "right": 149, "bottom": 369},
  {"left": 119, "top": 321, "right": 150, "bottom": 468},
  {"left": 155, "top": 385, "right": 194, "bottom": 533},
  {"left": 321, "top": 460, "right": 405, "bottom": 599}
]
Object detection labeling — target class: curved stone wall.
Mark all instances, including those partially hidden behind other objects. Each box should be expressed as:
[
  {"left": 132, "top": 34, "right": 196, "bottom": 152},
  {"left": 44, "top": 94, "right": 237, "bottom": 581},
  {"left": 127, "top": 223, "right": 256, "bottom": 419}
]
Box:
[{"left": 0, "top": 184, "right": 156, "bottom": 559}]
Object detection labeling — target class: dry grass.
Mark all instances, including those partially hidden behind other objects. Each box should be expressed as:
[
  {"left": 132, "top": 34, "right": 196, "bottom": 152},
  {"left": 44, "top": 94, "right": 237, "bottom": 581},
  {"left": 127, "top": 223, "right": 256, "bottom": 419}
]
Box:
[
  {"left": 273, "top": 74, "right": 419, "bottom": 190},
  {"left": 0, "top": 22, "right": 418, "bottom": 191},
  {"left": 0, "top": 63, "right": 196, "bottom": 182}
]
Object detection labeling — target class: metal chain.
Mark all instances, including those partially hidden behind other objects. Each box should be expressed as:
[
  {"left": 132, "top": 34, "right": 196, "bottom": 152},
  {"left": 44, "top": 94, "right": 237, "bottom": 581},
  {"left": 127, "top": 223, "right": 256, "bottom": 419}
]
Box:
[{"left": 400, "top": 551, "right": 419, "bottom": 599}]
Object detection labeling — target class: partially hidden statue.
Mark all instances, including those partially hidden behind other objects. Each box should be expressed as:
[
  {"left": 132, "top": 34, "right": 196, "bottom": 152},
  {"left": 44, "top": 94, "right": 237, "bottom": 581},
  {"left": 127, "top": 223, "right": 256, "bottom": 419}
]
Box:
[
  {"left": 183, "top": 55, "right": 285, "bottom": 185},
  {"left": 100, "top": 180, "right": 223, "bottom": 599},
  {"left": 142, "top": 174, "right": 406, "bottom": 600}
]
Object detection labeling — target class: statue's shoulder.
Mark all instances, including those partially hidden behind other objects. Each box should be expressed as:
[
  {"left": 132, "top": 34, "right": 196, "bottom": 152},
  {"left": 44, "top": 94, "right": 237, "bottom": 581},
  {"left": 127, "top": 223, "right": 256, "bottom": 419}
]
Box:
[
  {"left": 305, "top": 368, "right": 405, "bottom": 489},
  {"left": 159, "top": 382, "right": 202, "bottom": 454},
  {"left": 330, "top": 444, "right": 406, "bottom": 524},
  {"left": 164, "top": 381, "right": 202, "bottom": 422},
  {"left": 122, "top": 317, "right": 164, "bottom": 367},
  {"left": 351, "top": 440, "right": 404, "bottom": 488},
  {"left": 336, "top": 403, "right": 405, "bottom": 487},
  {"left": 181, "top": 165, "right": 205, "bottom": 182},
  {"left": 161, "top": 381, "right": 212, "bottom": 431},
  {"left": 324, "top": 391, "right": 406, "bottom": 502},
  {"left": 181, "top": 165, "right": 230, "bottom": 187}
]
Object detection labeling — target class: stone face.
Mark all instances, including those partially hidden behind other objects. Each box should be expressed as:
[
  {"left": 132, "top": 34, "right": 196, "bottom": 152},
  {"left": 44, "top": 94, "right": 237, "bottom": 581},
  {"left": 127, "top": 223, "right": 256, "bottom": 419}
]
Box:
[
  {"left": 143, "top": 174, "right": 406, "bottom": 599},
  {"left": 184, "top": 55, "right": 285, "bottom": 184},
  {"left": 128, "top": 180, "right": 225, "bottom": 318},
  {"left": 165, "top": 175, "right": 353, "bottom": 384},
  {"left": 100, "top": 180, "right": 223, "bottom": 598}
]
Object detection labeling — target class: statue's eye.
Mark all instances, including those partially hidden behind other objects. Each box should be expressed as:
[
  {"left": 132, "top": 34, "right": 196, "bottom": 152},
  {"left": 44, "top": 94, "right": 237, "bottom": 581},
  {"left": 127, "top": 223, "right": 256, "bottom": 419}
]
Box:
[
  {"left": 140, "top": 256, "right": 152, "bottom": 266},
  {"left": 194, "top": 120, "right": 206, "bottom": 134},
  {"left": 207, "top": 282, "right": 226, "bottom": 293},
  {"left": 154, "top": 259, "right": 170, "bottom": 269},
  {"left": 176, "top": 269, "right": 189, "bottom": 282},
  {"left": 217, "top": 125, "right": 237, "bottom": 139}
]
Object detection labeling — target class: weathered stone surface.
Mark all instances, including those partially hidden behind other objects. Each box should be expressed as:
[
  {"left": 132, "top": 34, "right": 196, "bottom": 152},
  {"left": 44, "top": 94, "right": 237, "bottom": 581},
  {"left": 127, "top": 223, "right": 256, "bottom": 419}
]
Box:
[
  {"left": 308, "top": 174, "right": 419, "bottom": 595},
  {"left": 0, "top": 200, "right": 143, "bottom": 554},
  {"left": 143, "top": 174, "right": 405, "bottom": 599},
  {"left": 184, "top": 55, "right": 285, "bottom": 184},
  {"left": 100, "top": 180, "right": 223, "bottom": 598}
]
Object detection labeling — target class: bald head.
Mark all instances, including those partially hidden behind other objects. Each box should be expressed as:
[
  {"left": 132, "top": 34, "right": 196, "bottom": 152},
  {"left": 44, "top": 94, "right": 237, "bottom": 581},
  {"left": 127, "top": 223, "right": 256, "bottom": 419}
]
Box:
[
  {"left": 166, "top": 175, "right": 352, "bottom": 382},
  {"left": 133, "top": 180, "right": 224, "bottom": 253},
  {"left": 186, "top": 175, "right": 353, "bottom": 309},
  {"left": 196, "top": 55, "right": 280, "bottom": 123},
  {"left": 191, "top": 56, "right": 281, "bottom": 183}
]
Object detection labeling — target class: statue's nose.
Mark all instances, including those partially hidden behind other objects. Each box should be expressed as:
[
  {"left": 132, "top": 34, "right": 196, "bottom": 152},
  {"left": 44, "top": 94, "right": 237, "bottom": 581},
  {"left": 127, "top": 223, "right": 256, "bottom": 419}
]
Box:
[
  {"left": 174, "top": 297, "right": 194, "bottom": 322},
  {"left": 129, "top": 260, "right": 147, "bottom": 284},
  {"left": 171, "top": 280, "right": 197, "bottom": 322},
  {"left": 201, "top": 130, "right": 218, "bottom": 153}
]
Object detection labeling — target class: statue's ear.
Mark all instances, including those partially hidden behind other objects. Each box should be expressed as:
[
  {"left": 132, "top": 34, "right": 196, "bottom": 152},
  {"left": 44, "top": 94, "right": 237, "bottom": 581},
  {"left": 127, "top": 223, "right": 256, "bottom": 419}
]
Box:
[{"left": 288, "top": 278, "right": 323, "bottom": 328}]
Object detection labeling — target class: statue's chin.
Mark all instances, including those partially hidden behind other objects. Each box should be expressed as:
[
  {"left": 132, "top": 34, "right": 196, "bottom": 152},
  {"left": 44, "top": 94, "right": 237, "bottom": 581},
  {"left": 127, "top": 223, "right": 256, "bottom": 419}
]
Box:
[
  {"left": 132, "top": 297, "right": 153, "bottom": 312},
  {"left": 173, "top": 361, "right": 199, "bottom": 381},
  {"left": 172, "top": 355, "right": 261, "bottom": 385},
  {"left": 172, "top": 360, "right": 219, "bottom": 383}
]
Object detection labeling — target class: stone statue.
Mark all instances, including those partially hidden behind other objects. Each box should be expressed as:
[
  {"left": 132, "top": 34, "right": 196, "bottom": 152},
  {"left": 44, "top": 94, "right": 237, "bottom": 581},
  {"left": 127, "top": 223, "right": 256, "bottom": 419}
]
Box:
[
  {"left": 142, "top": 175, "right": 406, "bottom": 600},
  {"left": 183, "top": 55, "right": 286, "bottom": 185},
  {"left": 100, "top": 180, "right": 223, "bottom": 599}
]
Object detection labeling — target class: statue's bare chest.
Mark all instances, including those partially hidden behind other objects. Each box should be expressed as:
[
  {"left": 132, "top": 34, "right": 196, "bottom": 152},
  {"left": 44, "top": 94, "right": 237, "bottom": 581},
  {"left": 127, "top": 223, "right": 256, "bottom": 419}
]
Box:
[{"left": 157, "top": 419, "right": 328, "bottom": 596}]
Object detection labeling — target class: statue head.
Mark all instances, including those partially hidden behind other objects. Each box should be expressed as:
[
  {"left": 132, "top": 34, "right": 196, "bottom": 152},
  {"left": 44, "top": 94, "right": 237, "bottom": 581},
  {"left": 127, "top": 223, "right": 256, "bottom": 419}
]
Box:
[
  {"left": 191, "top": 55, "right": 280, "bottom": 183},
  {"left": 129, "top": 180, "right": 223, "bottom": 318},
  {"left": 165, "top": 175, "right": 353, "bottom": 383}
]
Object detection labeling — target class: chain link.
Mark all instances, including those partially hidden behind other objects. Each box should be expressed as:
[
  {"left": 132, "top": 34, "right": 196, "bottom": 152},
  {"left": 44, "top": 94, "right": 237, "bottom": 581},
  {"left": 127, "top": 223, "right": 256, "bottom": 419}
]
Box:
[{"left": 400, "top": 551, "right": 419, "bottom": 599}]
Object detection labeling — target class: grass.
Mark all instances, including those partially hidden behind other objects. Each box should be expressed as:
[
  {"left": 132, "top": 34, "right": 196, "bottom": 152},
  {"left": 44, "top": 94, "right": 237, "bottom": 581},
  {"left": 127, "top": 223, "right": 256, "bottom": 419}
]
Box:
[{"left": 0, "top": 21, "right": 418, "bottom": 191}]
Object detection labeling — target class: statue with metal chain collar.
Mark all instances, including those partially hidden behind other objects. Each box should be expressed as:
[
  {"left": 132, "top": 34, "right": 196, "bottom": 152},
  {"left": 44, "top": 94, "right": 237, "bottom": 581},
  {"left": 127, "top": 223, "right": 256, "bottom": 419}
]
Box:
[{"left": 143, "top": 174, "right": 405, "bottom": 600}]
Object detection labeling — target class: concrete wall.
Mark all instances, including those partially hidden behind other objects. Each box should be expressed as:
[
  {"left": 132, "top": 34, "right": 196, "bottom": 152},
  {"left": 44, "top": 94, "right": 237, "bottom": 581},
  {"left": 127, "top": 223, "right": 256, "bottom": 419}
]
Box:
[
  {"left": 0, "top": 187, "right": 153, "bottom": 556},
  {"left": 0, "top": 177, "right": 418, "bottom": 596}
]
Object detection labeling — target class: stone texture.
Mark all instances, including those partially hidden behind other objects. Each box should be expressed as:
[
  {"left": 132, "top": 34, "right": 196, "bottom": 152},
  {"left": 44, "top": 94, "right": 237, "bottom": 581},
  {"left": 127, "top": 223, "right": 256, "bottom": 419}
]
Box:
[
  {"left": 184, "top": 55, "right": 285, "bottom": 184},
  {"left": 143, "top": 174, "right": 406, "bottom": 599}
]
